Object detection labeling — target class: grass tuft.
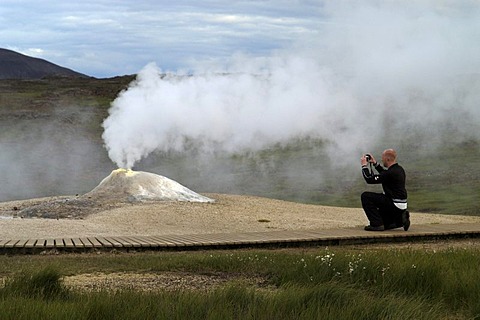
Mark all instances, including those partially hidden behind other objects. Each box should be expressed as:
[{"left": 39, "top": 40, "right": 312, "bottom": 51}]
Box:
[{"left": 1, "top": 267, "right": 69, "bottom": 301}]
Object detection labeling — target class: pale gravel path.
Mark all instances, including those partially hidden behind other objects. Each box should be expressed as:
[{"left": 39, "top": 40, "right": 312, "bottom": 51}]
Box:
[{"left": 1, "top": 193, "right": 479, "bottom": 240}]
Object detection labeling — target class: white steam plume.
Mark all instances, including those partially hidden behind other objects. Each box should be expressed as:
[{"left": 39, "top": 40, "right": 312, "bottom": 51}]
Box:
[{"left": 102, "top": 2, "right": 480, "bottom": 169}]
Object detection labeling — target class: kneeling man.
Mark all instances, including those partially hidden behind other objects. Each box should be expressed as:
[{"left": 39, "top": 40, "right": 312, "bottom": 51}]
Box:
[{"left": 361, "top": 149, "right": 410, "bottom": 231}]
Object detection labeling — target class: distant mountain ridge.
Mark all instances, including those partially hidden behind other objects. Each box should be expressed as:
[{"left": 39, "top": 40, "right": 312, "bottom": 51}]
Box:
[{"left": 0, "top": 48, "right": 88, "bottom": 79}]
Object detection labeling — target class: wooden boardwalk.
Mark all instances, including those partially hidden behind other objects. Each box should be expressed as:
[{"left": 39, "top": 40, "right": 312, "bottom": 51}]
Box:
[{"left": 2, "top": 223, "right": 480, "bottom": 254}]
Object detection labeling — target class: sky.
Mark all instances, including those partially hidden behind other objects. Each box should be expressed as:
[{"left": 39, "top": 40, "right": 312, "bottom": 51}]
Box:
[{"left": 1, "top": 0, "right": 322, "bottom": 78}]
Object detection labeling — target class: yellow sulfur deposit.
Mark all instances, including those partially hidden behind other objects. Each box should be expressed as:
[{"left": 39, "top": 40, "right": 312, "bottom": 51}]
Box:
[{"left": 113, "top": 168, "right": 137, "bottom": 177}]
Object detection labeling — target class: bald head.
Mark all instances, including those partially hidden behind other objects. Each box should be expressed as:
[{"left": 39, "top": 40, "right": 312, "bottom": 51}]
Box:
[{"left": 382, "top": 149, "right": 397, "bottom": 167}]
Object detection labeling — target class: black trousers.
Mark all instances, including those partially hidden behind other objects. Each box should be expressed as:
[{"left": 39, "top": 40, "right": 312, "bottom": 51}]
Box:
[{"left": 361, "top": 192, "right": 403, "bottom": 227}]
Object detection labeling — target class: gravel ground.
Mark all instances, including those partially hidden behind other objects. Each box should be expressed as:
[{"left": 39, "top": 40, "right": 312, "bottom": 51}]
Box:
[
  {"left": 1, "top": 193, "right": 480, "bottom": 240},
  {"left": 63, "top": 271, "right": 273, "bottom": 293}
]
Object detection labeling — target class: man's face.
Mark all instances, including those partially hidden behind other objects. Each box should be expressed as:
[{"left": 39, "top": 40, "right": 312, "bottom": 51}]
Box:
[{"left": 381, "top": 153, "right": 388, "bottom": 167}]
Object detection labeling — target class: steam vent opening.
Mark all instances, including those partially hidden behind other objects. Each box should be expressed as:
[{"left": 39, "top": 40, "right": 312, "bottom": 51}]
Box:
[{"left": 85, "top": 168, "right": 215, "bottom": 203}]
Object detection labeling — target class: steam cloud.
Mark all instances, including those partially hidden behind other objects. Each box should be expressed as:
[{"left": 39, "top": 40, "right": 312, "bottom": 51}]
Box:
[{"left": 102, "top": 2, "right": 480, "bottom": 169}]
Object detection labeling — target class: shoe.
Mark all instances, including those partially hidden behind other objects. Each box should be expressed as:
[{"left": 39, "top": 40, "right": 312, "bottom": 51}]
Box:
[
  {"left": 364, "top": 225, "right": 385, "bottom": 231},
  {"left": 385, "top": 223, "right": 402, "bottom": 230},
  {"left": 402, "top": 210, "right": 410, "bottom": 231}
]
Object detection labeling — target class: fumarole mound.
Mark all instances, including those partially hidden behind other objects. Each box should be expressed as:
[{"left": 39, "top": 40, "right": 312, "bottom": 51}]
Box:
[
  {"left": 15, "top": 169, "right": 213, "bottom": 219},
  {"left": 85, "top": 169, "right": 214, "bottom": 202}
]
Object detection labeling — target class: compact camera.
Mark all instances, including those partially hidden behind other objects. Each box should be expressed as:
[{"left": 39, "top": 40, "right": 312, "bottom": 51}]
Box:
[{"left": 365, "top": 154, "right": 372, "bottom": 161}]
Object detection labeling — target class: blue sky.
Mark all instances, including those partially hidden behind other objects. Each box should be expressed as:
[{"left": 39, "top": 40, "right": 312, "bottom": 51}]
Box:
[{"left": 1, "top": 0, "right": 323, "bottom": 78}]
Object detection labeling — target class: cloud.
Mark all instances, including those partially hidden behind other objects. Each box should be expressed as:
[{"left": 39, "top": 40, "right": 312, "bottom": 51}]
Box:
[{"left": 0, "top": 0, "right": 321, "bottom": 77}]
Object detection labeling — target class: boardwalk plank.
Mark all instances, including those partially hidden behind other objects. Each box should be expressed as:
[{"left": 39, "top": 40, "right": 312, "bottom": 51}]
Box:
[
  {"left": 119, "top": 236, "right": 143, "bottom": 248},
  {"left": 175, "top": 234, "right": 220, "bottom": 246},
  {"left": 95, "top": 237, "right": 114, "bottom": 248},
  {"left": 0, "top": 239, "right": 11, "bottom": 248},
  {"left": 35, "top": 239, "right": 46, "bottom": 248},
  {"left": 25, "top": 239, "right": 37, "bottom": 248},
  {"left": 45, "top": 239, "right": 55, "bottom": 248},
  {"left": 79, "top": 238, "right": 94, "bottom": 248},
  {"left": 71, "top": 238, "right": 84, "bottom": 248},
  {"left": 55, "top": 239, "right": 65, "bottom": 247},
  {"left": 86, "top": 237, "right": 103, "bottom": 248},
  {"left": 14, "top": 240, "right": 29, "bottom": 248},
  {"left": 195, "top": 234, "right": 241, "bottom": 245},
  {"left": 111, "top": 237, "right": 134, "bottom": 248},
  {"left": 5, "top": 240, "right": 20, "bottom": 248},
  {"left": 148, "top": 235, "right": 184, "bottom": 247},
  {"left": 275, "top": 231, "right": 321, "bottom": 242},
  {"left": 171, "top": 235, "right": 214, "bottom": 246},
  {"left": 103, "top": 237, "right": 123, "bottom": 248},
  {"left": 132, "top": 236, "right": 168, "bottom": 247},
  {"left": 64, "top": 238, "right": 75, "bottom": 248},
  {"left": 141, "top": 236, "right": 170, "bottom": 247}
]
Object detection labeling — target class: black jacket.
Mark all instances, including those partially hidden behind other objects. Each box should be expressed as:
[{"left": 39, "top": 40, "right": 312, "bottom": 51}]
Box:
[{"left": 362, "top": 163, "right": 407, "bottom": 203}]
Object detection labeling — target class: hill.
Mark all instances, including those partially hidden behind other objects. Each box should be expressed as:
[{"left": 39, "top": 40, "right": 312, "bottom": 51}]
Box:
[{"left": 0, "top": 48, "right": 88, "bottom": 79}]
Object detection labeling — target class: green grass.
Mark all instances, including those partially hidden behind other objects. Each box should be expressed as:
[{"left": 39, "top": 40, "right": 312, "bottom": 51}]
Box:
[{"left": 1, "top": 247, "right": 480, "bottom": 319}]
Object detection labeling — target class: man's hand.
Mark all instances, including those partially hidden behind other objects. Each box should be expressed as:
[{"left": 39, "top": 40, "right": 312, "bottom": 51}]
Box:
[
  {"left": 361, "top": 154, "right": 377, "bottom": 166},
  {"left": 361, "top": 155, "right": 369, "bottom": 166}
]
